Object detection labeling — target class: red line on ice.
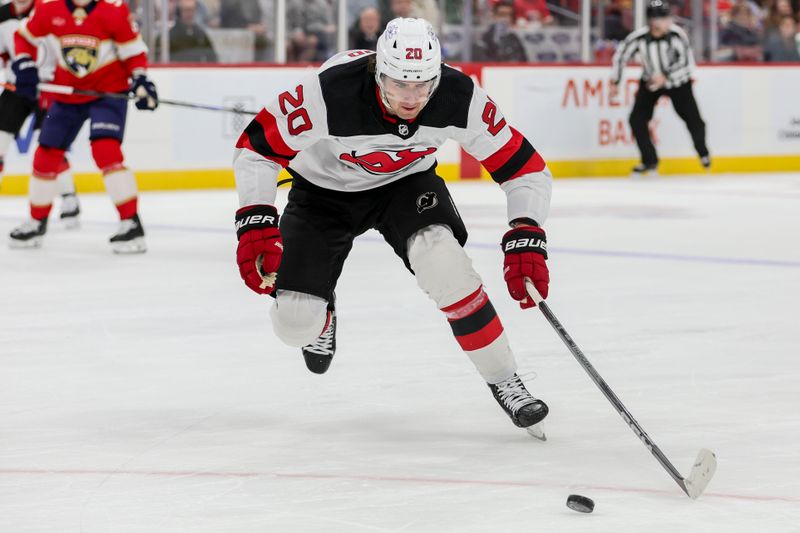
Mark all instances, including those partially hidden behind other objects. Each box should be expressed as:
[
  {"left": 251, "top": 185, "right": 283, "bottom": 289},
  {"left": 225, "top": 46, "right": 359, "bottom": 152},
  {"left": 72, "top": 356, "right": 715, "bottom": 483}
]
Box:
[{"left": 0, "top": 468, "right": 797, "bottom": 503}]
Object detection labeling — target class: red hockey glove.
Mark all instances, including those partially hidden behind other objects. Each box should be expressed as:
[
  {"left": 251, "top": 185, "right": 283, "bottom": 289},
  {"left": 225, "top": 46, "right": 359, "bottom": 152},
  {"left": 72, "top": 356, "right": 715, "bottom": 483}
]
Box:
[
  {"left": 501, "top": 225, "right": 549, "bottom": 309},
  {"left": 235, "top": 205, "right": 283, "bottom": 295}
]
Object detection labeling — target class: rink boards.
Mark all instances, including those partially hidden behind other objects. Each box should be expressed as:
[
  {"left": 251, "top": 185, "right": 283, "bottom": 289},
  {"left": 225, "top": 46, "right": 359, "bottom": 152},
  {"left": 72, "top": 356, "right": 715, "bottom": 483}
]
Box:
[{"left": 2, "top": 63, "right": 799, "bottom": 194}]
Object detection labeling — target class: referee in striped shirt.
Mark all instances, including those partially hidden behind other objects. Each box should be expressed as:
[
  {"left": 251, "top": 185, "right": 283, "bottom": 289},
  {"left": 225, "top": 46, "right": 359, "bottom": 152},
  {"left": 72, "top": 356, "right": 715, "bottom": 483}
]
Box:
[{"left": 610, "top": 0, "right": 710, "bottom": 176}]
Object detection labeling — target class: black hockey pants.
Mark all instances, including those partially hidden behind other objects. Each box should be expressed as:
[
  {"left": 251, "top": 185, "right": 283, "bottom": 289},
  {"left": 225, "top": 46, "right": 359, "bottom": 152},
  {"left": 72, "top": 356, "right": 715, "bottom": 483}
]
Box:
[{"left": 629, "top": 81, "right": 709, "bottom": 167}]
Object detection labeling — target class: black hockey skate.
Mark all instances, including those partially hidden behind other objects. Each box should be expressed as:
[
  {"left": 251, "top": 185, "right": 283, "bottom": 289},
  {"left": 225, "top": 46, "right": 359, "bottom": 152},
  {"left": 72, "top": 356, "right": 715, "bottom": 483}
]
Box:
[
  {"left": 109, "top": 214, "right": 146, "bottom": 254},
  {"left": 59, "top": 193, "right": 81, "bottom": 229},
  {"left": 489, "top": 374, "right": 549, "bottom": 428},
  {"left": 9, "top": 218, "right": 47, "bottom": 248},
  {"left": 700, "top": 156, "right": 711, "bottom": 170},
  {"left": 302, "top": 310, "right": 336, "bottom": 374},
  {"left": 631, "top": 163, "right": 658, "bottom": 177}
]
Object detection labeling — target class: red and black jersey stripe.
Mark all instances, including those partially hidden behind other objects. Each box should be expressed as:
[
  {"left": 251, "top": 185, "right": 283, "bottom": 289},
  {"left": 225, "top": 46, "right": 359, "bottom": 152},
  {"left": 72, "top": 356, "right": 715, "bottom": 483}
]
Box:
[
  {"left": 442, "top": 287, "right": 504, "bottom": 352},
  {"left": 236, "top": 109, "right": 299, "bottom": 168},
  {"left": 481, "top": 127, "right": 546, "bottom": 184}
]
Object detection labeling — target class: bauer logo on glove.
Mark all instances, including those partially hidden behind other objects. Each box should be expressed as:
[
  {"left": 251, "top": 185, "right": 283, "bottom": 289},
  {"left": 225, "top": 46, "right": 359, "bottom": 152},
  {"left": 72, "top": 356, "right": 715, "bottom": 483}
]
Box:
[
  {"left": 235, "top": 205, "right": 282, "bottom": 295},
  {"left": 503, "top": 237, "right": 547, "bottom": 253},
  {"left": 501, "top": 225, "right": 550, "bottom": 309}
]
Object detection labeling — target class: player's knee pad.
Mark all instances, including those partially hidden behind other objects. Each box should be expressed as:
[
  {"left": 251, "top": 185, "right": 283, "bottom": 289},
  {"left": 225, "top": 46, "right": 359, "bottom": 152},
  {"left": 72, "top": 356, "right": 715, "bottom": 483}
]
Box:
[
  {"left": 32, "top": 146, "right": 67, "bottom": 178},
  {"left": 90, "top": 138, "right": 125, "bottom": 173},
  {"left": 270, "top": 290, "right": 329, "bottom": 347},
  {"left": 407, "top": 224, "right": 483, "bottom": 309}
]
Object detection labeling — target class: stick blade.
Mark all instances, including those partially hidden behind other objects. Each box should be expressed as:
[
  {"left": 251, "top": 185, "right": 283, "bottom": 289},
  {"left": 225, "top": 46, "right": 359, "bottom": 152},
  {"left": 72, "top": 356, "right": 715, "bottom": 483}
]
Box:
[{"left": 684, "top": 448, "right": 717, "bottom": 499}]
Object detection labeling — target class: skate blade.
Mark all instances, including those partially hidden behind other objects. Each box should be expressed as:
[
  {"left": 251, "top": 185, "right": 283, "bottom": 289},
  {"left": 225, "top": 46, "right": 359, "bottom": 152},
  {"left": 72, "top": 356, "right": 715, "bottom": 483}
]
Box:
[
  {"left": 525, "top": 422, "right": 547, "bottom": 441},
  {"left": 631, "top": 170, "right": 659, "bottom": 179},
  {"left": 61, "top": 216, "right": 81, "bottom": 230},
  {"left": 111, "top": 237, "right": 147, "bottom": 254},
  {"left": 9, "top": 236, "right": 43, "bottom": 249}
]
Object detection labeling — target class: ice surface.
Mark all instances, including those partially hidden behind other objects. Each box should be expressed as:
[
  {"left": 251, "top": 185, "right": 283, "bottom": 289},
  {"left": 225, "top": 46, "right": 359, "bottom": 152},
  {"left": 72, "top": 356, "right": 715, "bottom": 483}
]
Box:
[{"left": 1, "top": 173, "right": 799, "bottom": 532}]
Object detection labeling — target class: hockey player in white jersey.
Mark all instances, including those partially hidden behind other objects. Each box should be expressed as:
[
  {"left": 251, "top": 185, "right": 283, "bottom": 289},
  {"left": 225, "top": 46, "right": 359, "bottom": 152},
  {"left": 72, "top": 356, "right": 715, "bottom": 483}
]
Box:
[
  {"left": 0, "top": 0, "right": 80, "bottom": 228},
  {"left": 233, "top": 18, "right": 552, "bottom": 432}
]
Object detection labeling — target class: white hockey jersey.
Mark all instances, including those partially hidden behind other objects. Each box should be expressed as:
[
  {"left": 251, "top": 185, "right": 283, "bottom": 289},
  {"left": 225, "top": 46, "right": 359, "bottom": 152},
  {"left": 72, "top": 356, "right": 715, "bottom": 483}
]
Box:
[
  {"left": 233, "top": 50, "right": 553, "bottom": 226},
  {"left": 0, "top": 1, "right": 56, "bottom": 84}
]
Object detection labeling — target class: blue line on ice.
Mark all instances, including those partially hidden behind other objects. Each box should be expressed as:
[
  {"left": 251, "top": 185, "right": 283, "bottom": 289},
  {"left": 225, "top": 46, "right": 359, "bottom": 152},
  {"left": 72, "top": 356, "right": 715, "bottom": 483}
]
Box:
[{"left": 2, "top": 216, "right": 798, "bottom": 269}]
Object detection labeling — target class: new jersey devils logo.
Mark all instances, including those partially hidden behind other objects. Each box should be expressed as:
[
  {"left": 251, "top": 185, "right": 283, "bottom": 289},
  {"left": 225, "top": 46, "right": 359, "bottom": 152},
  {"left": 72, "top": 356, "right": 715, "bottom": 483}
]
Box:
[
  {"left": 416, "top": 192, "right": 438, "bottom": 213},
  {"left": 339, "top": 147, "right": 435, "bottom": 175}
]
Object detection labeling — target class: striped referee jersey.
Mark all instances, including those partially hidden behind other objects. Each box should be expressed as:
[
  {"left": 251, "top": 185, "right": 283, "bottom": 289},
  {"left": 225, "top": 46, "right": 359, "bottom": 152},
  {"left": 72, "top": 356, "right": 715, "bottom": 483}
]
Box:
[{"left": 611, "top": 24, "right": 695, "bottom": 89}]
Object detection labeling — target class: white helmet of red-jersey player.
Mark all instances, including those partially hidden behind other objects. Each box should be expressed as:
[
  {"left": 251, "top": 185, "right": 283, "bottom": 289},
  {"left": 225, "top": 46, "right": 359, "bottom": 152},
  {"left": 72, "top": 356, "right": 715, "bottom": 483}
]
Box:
[{"left": 375, "top": 18, "right": 442, "bottom": 102}]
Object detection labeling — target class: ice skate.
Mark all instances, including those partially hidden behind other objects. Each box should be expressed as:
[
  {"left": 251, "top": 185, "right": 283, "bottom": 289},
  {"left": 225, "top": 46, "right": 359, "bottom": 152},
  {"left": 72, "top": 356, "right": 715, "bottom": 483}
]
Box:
[
  {"left": 700, "top": 155, "right": 711, "bottom": 171},
  {"left": 302, "top": 310, "right": 336, "bottom": 374},
  {"left": 59, "top": 193, "right": 81, "bottom": 229},
  {"left": 9, "top": 218, "right": 47, "bottom": 249},
  {"left": 489, "top": 373, "right": 549, "bottom": 429},
  {"left": 109, "top": 214, "right": 146, "bottom": 254},
  {"left": 631, "top": 163, "right": 658, "bottom": 178}
]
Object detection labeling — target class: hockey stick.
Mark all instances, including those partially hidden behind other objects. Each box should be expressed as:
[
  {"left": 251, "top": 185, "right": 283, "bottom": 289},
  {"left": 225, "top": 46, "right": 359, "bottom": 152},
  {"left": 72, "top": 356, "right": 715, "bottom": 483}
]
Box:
[
  {"left": 1, "top": 81, "right": 259, "bottom": 115},
  {"left": 524, "top": 280, "right": 717, "bottom": 499}
]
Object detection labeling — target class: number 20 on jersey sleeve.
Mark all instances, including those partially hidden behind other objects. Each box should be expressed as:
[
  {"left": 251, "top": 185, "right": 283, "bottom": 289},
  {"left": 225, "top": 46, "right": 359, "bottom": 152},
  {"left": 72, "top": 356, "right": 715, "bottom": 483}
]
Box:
[
  {"left": 278, "top": 85, "right": 313, "bottom": 136},
  {"left": 482, "top": 99, "right": 507, "bottom": 136}
]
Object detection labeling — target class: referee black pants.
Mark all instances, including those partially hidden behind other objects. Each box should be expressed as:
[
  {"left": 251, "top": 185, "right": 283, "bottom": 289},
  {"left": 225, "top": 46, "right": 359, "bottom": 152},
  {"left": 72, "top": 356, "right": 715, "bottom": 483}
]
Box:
[{"left": 629, "top": 81, "right": 708, "bottom": 167}]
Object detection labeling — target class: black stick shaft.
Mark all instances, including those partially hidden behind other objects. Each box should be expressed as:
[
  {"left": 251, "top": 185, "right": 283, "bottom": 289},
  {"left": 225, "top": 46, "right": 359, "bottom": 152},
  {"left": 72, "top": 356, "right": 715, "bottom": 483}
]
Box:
[
  {"left": 66, "top": 87, "right": 260, "bottom": 115},
  {"left": 536, "top": 300, "right": 690, "bottom": 496},
  {"left": 1, "top": 82, "right": 259, "bottom": 115}
]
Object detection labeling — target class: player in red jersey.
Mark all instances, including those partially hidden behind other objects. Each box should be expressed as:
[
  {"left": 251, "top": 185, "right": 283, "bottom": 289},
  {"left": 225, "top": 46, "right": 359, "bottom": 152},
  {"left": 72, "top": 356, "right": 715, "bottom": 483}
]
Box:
[
  {"left": 0, "top": 0, "right": 80, "bottom": 226},
  {"left": 8, "top": 0, "right": 158, "bottom": 253}
]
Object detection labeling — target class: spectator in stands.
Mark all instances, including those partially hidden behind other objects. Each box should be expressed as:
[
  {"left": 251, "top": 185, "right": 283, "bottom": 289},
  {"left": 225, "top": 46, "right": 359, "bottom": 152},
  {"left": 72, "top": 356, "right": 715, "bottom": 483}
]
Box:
[
  {"left": 349, "top": 7, "right": 382, "bottom": 50},
  {"left": 157, "top": 0, "right": 218, "bottom": 63},
  {"left": 159, "top": 0, "right": 216, "bottom": 28},
  {"left": 764, "top": 0, "right": 796, "bottom": 35},
  {"left": 220, "top": 0, "right": 270, "bottom": 61},
  {"left": 411, "top": 0, "right": 442, "bottom": 28},
  {"left": 387, "top": 0, "right": 414, "bottom": 18},
  {"left": 490, "top": 0, "right": 554, "bottom": 27},
  {"left": 476, "top": 0, "right": 528, "bottom": 61},
  {"left": 287, "top": 0, "right": 336, "bottom": 62},
  {"left": 382, "top": 0, "right": 441, "bottom": 29},
  {"left": 347, "top": 0, "right": 380, "bottom": 27},
  {"left": 604, "top": 0, "right": 634, "bottom": 41},
  {"left": 719, "top": 1, "right": 763, "bottom": 60},
  {"left": 763, "top": 15, "right": 800, "bottom": 60}
]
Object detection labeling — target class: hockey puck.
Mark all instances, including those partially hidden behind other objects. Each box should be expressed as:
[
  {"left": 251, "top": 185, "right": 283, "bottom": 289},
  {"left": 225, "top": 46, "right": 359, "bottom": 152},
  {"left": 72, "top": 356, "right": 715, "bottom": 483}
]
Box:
[{"left": 566, "top": 494, "right": 594, "bottom": 513}]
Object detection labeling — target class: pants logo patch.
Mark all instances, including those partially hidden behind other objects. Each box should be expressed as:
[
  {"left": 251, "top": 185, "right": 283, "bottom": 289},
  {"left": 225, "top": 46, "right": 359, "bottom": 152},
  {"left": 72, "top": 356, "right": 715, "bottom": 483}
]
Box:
[{"left": 416, "top": 191, "right": 438, "bottom": 213}]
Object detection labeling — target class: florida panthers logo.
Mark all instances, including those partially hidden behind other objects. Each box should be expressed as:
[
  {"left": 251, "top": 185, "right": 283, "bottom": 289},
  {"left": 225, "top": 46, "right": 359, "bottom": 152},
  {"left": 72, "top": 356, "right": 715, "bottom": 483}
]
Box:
[
  {"left": 339, "top": 147, "right": 435, "bottom": 175},
  {"left": 61, "top": 35, "right": 99, "bottom": 77},
  {"left": 416, "top": 192, "right": 438, "bottom": 213}
]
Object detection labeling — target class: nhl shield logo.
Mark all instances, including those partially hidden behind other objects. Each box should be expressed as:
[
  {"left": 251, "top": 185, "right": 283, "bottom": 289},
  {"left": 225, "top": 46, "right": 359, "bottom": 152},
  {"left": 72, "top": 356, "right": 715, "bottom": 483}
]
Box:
[
  {"left": 61, "top": 35, "right": 100, "bottom": 77},
  {"left": 416, "top": 192, "right": 438, "bottom": 213},
  {"left": 398, "top": 124, "right": 409, "bottom": 136}
]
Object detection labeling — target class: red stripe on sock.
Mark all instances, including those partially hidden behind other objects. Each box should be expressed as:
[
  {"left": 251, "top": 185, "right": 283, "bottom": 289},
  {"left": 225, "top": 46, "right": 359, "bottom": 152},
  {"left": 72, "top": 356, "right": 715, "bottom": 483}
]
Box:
[
  {"left": 454, "top": 315, "right": 504, "bottom": 351},
  {"left": 30, "top": 204, "right": 52, "bottom": 220},
  {"left": 441, "top": 286, "right": 486, "bottom": 319},
  {"left": 116, "top": 198, "right": 138, "bottom": 219}
]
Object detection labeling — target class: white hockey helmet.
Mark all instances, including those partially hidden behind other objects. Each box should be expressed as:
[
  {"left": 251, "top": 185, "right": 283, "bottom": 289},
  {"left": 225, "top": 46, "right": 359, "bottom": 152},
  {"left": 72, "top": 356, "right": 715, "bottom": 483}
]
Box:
[{"left": 375, "top": 18, "right": 442, "bottom": 103}]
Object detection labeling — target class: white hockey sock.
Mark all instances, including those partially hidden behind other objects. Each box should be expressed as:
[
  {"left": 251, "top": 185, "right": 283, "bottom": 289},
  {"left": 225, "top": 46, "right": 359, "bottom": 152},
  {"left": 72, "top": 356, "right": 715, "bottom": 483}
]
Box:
[
  {"left": 57, "top": 165, "right": 76, "bottom": 195},
  {"left": 0, "top": 130, "right": 13, "bottom": 185},
  {"left": 29, "top": 175, "right": 59, "bottom": 219},
  {"left": 104, "top": 167, "right": 138, "bottom": 205},
  {"left": 408, "top": 224, "right": 519, "bottom": 383}
]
